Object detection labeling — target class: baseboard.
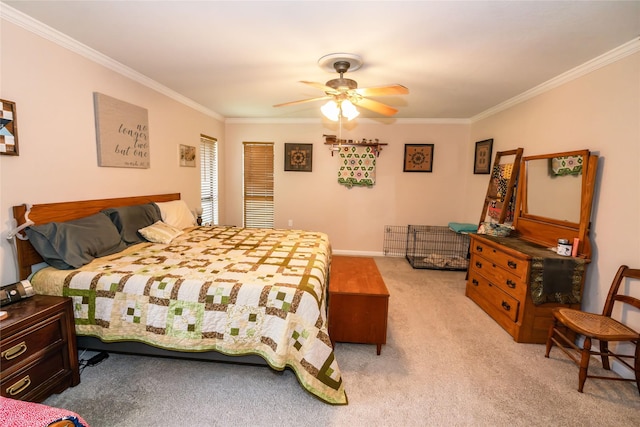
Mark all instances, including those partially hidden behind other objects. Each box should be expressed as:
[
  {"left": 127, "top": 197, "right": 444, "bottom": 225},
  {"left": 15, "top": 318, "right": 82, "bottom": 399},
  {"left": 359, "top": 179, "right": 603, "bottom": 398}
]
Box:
[{"left": 332, "top": 249, "right": 385, "bottom": 257}]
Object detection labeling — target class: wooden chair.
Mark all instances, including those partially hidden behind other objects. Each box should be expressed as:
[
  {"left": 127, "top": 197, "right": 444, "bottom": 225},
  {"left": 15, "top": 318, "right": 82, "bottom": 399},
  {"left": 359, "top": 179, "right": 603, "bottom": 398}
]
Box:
[{"left": 545, "top": 265, "right": 640, "bottom": 394}]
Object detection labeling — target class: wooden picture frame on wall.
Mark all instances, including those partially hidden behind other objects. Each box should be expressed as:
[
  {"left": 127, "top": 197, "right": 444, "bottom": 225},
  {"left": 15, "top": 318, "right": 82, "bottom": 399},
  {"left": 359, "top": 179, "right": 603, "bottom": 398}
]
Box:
[
  {"left": 0, "top": 99, "right": 19, "bottom": 156},
  {"left": 179, "top": 144, "right": 196, "bottom": 167},
  {"left": 284, "top": 143, "right": 313, "bottom": 172},
  {"left": 403, "top": 144, "right": 434, "bottom": 172},
  {"left": 474, "top": 138, "right": 493, "bottom": 174}
]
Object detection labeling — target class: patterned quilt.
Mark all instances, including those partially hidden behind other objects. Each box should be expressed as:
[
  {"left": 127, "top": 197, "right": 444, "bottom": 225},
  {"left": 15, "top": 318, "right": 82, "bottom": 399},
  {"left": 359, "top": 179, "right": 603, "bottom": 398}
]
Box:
[{"left": 30, "top": 226, "right": 347, "bottom": 405}]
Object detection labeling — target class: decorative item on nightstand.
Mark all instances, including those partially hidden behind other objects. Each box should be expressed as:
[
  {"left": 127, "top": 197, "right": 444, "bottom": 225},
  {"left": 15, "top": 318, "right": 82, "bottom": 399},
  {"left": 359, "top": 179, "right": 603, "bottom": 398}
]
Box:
[
  {"left": 0, "top": 281, "right": 35, "bottom": 307},
  {"left": 195, "top": 206, "right": 203, "bottom": 225}
]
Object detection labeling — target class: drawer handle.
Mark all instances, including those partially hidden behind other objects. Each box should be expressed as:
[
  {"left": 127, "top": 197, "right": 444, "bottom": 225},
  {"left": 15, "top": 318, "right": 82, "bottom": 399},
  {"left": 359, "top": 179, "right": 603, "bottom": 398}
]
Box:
[
  {"left": 476, "top": 245, "right": 483, "bottom": 252},
  {"left": 1, "top": 341, "right": 27, "bottom": 361},
  {"left": 507, "top": 261, "right": 517, "bottom": 269},
  {"left": 501, "top": 301, "right": 511, "bottom": 311},
  {"left": 7, "top": 375, "right": 31, "bottom": 396},
  {"left": 472, "top": 279, "right": 479, "bottom": 286},
  {"left": 475, "top": 261, "right": 483, "bottom": 269},
  {"left": 506, "top": 279, "right": 516, "bottom": 289}
]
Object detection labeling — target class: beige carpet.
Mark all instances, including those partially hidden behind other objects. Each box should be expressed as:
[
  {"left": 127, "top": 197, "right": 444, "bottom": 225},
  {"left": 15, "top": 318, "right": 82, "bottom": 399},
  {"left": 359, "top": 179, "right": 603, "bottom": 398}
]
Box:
[{"left": 43, "top": 257, "right": 640, "bottom": 426}]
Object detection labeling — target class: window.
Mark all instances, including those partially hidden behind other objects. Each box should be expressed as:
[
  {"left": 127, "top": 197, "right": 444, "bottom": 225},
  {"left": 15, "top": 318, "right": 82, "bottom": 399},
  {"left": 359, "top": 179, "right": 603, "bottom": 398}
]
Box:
[
  {"left": 200, "top": 135, "right": 218, "bottom": 225},
  {"left": 243, "top": 142, "right": 274, "bottom": 228}
]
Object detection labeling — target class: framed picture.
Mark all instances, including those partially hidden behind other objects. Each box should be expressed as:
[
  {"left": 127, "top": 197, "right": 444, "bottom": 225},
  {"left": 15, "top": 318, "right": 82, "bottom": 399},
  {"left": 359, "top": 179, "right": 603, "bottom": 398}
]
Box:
[
  {"left": 94, "top": 93, "right": 149, "bottom": 168},
  {"left": 0, "top": 99, "right": 19, "bottom": 156},
  {"left": 179, "top": 144, "right": 196, "bottom": 167},
  {"left": 284, "top": 143, "right": 312, "bottom": 172},
  {"left": 474, "top": 138, "right": 493, "bottom": 174},
  {"left": 403, "top": 144, "right": 434, "bottom": 172}
]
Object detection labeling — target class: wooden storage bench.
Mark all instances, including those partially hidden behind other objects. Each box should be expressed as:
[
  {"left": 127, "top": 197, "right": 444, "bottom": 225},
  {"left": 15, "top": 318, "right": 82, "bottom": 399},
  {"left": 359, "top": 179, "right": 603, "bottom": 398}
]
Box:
[{"left": 328, "top": 256, "right": 390, "bottom": 355}]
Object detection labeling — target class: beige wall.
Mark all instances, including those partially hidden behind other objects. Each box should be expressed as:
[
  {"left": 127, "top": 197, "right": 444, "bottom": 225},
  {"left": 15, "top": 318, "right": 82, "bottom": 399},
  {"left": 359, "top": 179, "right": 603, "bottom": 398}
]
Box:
[
  {"left": 0, "top": 20, "right": 224, "bottom": 283},
  {"left": 224, "top": 120, "right": 472, "bottom": 254},
  {"left": 470, "top": 52, "right": 640, "bottom": 378}
]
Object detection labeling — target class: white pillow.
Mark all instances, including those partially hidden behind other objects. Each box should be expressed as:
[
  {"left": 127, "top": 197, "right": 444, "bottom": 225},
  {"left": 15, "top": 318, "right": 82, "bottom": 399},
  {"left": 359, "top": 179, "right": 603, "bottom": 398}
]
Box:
[
  {"left": 139, "top": 221, "right": 184, "bottom": 244},
  {"left": 155, "top": 200, "right": 196, "bottom": 229}
]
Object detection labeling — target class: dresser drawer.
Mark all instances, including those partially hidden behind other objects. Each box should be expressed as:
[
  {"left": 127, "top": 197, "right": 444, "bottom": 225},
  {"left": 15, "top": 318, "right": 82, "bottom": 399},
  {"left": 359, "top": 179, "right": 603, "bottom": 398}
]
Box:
[
  {"left": 1, "top": 315, "right": 64, "bottom": 373},
  {"left": 470, "top": 238, "right": 528, "bottom": 281},
  {"left": 1, "top": 351, "right": 67, "bottom": 400},
  {"left": 469, "top": 253, "right": 528, "bottom": 302},
  {"left": 467, "top": 270, "right": 520, "bottom": 323}
]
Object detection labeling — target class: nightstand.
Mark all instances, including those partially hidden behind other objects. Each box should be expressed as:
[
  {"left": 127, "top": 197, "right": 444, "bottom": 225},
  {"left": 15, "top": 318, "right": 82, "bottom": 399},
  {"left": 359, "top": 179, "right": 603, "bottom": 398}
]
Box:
[{"left": 0, "top": 295, "right": 80, "bottom": 402}]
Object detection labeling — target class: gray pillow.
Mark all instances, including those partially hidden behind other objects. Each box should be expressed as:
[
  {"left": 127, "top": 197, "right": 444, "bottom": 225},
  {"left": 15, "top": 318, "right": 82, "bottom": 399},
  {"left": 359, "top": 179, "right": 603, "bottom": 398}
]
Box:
[
  {"left": 101, "top": 203, "right": 161, "bottom": 245},
  {"left": 25, "top": 213, "right": 127, "bottom": 270}
]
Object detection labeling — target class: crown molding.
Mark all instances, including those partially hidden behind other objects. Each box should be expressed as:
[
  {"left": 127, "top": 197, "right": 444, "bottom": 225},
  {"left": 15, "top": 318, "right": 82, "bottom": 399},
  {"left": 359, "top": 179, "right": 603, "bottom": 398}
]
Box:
[
  {"left": 224, "top": 117, "right": 470, "bottom": 125},
  {"left": 1, "top": 4, "right": 224, "bottom": 121},
  {"left": 471, "top": 37, "right": 640, "bottom": 122}
]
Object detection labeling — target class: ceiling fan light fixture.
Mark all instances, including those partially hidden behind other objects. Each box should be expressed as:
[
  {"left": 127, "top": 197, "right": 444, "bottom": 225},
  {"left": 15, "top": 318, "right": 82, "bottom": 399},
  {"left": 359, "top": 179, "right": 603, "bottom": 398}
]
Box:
[
  {"left": 321, "top": 100, "right": 359, "bottom": 121},
  {"left": 341, "top": 100, "right": 359, "bottom": 120},
  {"left": 321, "top": 100, "right": 341, "bottom": 121},
  {"left": 276, "top": 52, "right": 406, "bottom": 119}
]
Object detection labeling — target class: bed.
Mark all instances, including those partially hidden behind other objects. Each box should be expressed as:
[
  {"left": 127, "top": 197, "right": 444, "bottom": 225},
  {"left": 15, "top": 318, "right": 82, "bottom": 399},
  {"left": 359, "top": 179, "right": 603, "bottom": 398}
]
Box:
[{"left": 11, "top": 193, "right": 347, "bottom": 405}]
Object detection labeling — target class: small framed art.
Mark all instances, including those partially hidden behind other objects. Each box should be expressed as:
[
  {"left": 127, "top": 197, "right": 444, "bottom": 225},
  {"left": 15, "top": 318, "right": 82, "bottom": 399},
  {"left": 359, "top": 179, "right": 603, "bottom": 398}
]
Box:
[
  {"left": 284, "top": 143, "right": 312, "bottom": 172},
  {"left": 403, "top": 144, "right": 434, "bottom": 172},
  {"left": 474, "top": 138, "right": 493, "bottom": 174},
  {"left": 179, "top": 144, "right": 196, "bottom": 167},
  {"left": 0, "top": 99, "right": 19, "bottom": 156}
]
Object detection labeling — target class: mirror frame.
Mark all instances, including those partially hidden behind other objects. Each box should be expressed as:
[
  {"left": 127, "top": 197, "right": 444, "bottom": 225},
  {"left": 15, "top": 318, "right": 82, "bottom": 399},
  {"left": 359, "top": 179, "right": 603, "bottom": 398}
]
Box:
[{"left": 513, "top": 149, "right": 598, "bottom": 259}]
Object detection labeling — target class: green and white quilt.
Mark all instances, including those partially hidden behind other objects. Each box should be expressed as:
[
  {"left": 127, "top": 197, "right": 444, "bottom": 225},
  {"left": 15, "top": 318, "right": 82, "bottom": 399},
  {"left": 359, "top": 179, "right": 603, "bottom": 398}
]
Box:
[{"left": 31, "top": 226, "right": 347, "bottom": 404}]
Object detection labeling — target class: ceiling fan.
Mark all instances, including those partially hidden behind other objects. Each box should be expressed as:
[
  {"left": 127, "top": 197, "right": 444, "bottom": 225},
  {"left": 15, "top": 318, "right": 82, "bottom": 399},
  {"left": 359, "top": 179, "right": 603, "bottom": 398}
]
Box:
[{"left": 273, "top": 53, "right": 409, "bottom": 120}]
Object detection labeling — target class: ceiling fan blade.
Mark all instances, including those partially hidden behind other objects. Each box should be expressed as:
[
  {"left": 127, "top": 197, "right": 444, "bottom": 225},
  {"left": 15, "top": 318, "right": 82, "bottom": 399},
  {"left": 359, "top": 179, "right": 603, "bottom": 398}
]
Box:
[
  {"left": 300, "top": 81, "right": 340, "bottom": 94},
  {"left": 273, "top": 95, "right": 332, "bottom": 108},
  {"left": 355, "top": 98, "right": 399, "bottom": 116},
  {"left": 355, "top": 84, "right": 409, "bottom": 97}
]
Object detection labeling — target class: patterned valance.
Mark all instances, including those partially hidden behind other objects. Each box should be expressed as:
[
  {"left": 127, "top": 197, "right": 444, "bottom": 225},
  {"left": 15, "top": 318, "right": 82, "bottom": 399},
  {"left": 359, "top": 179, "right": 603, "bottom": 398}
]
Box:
[{"left": 550, "top": 155, "right": 583, "bottom": 176}]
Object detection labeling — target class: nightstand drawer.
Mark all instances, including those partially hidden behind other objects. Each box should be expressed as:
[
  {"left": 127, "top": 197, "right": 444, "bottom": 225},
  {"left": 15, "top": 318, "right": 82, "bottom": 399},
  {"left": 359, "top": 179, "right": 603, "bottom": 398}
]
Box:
[
  {"left": 1, "top": 350, "right": 67, "bottom": 400},
  {"left": 1, "top": 315, "right": 64, "bottom": 373},
  {"left": 0, "top": 295, "right": 79, "bottom": 402}
]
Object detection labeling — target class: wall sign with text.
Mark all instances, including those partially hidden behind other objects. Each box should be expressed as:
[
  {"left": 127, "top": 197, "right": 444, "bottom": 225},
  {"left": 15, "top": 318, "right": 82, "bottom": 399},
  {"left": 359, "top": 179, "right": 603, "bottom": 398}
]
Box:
[{"left": 94, "top": 93, "right": 149, "bottom": 168}]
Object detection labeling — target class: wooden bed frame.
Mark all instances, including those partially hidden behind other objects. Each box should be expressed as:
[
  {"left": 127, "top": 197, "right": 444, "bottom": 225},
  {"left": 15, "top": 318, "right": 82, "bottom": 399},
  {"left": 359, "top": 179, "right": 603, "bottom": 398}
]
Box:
[
  {"left": 11, "top": 193, "right": 269, "bottom": 366},
  {"left": 12, "top": 193, "right": 181, "bottom": 280}
]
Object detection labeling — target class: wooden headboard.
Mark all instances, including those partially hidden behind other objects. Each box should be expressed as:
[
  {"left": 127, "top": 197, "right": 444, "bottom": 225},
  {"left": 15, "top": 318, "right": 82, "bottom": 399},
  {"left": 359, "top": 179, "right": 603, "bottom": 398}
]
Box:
[{"left": 11, "top": 193, "right": 181, "bottom": 280}]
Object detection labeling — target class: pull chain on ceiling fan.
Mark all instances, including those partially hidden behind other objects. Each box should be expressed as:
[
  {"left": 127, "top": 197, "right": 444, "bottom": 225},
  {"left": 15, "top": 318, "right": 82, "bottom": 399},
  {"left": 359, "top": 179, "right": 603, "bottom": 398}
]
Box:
[{"left": 273, "top": 53, "right": 409, "bottom": 120}]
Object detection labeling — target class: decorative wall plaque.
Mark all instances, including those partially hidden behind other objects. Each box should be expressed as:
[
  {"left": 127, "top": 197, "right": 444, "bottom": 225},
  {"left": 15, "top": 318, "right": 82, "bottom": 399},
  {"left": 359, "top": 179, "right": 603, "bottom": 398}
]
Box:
[
  {"left": 0, "top": 99, "right": 19, "bottom": 156},
  {"left": 94, "top": 93, "right": 149, "bottom": 168},
  {"left": 403, "top": 144, "right": 434, "bottom": 172},
  {"left": 284, "top": 143, "right": 312, "bottom": 172}
]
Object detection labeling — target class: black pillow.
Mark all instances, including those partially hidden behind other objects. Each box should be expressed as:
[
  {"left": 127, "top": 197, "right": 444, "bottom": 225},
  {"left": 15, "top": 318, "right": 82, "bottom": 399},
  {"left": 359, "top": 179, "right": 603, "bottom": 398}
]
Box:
[
  {"left": 101, "top": 203, "right": 161, "bottom": 245},
  {"left": 25, "top": 213, "right": 127, "bottom": 270}
]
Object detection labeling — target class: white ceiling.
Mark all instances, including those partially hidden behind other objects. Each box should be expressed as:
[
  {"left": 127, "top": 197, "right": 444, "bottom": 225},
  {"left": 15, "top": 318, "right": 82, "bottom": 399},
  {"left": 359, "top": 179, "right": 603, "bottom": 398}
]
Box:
[{"left": 3, "top": 1, "right": 639, "bottom": 120}]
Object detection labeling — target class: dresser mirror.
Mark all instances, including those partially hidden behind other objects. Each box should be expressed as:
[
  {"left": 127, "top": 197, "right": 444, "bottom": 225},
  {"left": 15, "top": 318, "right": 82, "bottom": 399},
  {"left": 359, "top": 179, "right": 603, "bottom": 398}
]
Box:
[{"left": 514, "top": 149, "right": 598, "bottom": 259}]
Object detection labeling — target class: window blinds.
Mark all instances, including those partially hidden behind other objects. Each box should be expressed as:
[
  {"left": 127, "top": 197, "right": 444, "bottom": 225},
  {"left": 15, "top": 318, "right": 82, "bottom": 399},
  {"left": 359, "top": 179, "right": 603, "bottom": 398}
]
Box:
[
  {"left": 200, "top": 135, "right": 218, "bottom": 225},
  {"left": 243, "top": 142, "right": 274, "bottom": 228}
]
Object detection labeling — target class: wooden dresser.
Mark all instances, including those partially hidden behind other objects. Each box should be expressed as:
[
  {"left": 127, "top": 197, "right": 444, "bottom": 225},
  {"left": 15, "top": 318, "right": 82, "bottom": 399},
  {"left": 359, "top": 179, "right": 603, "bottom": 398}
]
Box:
[
  {"left": 328, "top": 256, "right": 389, "bottom": 355},
  {"left": 0, "top": 295, "right": 80, "bottom": 402},
  {"left": 466, "top": 149, "right": 598, "bottom": 344},
  {"left": 466, "top": 234, "right": 584, "bottom": 343}
]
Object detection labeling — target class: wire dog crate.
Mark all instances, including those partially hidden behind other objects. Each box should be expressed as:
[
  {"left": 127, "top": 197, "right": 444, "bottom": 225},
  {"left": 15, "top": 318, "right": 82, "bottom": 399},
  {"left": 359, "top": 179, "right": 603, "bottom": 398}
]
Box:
[
  {"left": 405, "top": 225, "right": 470, "bottom": 270},
  {"left": 383, "top": 225, "right": 409, "bottom": 257}
]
